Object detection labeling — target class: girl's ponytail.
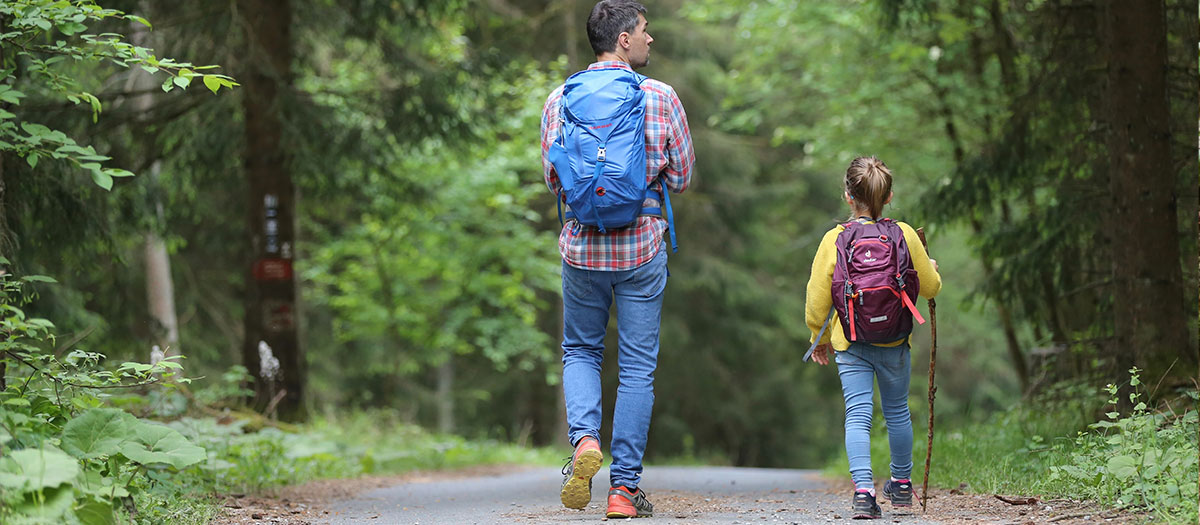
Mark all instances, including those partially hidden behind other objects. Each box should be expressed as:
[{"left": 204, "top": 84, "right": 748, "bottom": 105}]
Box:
[{"left": 844, "top": 156, "right": 893, "bottom": 220}]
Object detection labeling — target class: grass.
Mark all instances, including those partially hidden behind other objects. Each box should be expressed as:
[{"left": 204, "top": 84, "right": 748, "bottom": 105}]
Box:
[
  {"left": 137, "top": 408, "right": 561, "bottom": 523},
  {"left": 167, "top": 409, "right": 561, "bottom": 495},
  {"left": 822, "top": 381, "right": 1199, "bottom": 524}
]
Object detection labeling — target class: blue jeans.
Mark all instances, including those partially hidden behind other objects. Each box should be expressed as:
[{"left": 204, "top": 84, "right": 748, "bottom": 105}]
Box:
[
  {"left": 561, "top": 245, "right": 667, "bottom": 490},
  {"left": 835, "top": 342, "right": 914, "bottom": 489}
]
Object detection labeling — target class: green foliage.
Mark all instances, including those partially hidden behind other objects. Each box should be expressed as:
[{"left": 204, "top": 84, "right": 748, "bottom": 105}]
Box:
[
  {"left": 4, "top": 0, "right": 1189, "bottom": 492},
  {"left": 0, "top": 446, "right": 80, "bottom": 492},
  {"left": 1047, "top": 370, "right": 1199, "bottom": 521},
  {"left": 60, "top": 408, "right": 138, "bottom": 459},
  {"left": 168, "top": 410, "right": 558, "bottom": 494},
  {"left": 0, "top": 271, "right": 207, "bottom": 524},
  {"left": 299, "top": 37, "right": 562, "bottom": 412},
  {"left": 0, "top": 0, "right": 235, "bottom": 190},
  {"left": 830, "top": 372, "right": 1198, "bottom": 523},
  {"left": 190, "top": 365, "right": 253, "bottom": 408},
  {"left": 681, "top": 0, "right": 1198, "bottom": 400}
]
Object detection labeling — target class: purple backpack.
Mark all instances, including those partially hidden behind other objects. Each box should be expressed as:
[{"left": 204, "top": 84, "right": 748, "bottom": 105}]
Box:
[{"left": 831, "top": 218, "right": 924, "bottom": 344}]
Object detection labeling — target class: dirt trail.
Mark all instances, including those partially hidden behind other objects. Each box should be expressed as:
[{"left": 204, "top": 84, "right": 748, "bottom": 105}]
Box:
[{"left": 212, "top": 465, "right": 1141, "bottom": 524}]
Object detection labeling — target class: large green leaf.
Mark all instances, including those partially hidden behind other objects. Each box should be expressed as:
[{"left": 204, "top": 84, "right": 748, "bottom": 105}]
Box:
[
  {"left": 74, "top": 497, "right": 118, "bottom": 525},
  {"left": 1107, "top": 455, "right": 1140, "bottom": 480},
  {"left": 0, "top": 446, "right": 80, "bottom": 491},
  {"left": 119, "top": 422, "right": 206, "bottom": 469},
  {"left": 8, "top": 486, "right": 77, "bottom": 525},
  {"left": 74, "top": 469, "right": 129, "bottom": 499},
  {"left": 61, "top": 408, "right": 138, "bottom": 459}
]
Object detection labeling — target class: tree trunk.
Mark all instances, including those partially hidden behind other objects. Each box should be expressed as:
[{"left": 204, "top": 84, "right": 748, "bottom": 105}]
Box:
[
  {"left": 436, "top": 357, "right": 454, "bottom": 434},
  {"left": 144, "top": 189, "right": 181, "bottom": 357},
  {"left": 1103, "top": 0, "right": 1190, "bottom": 392},
  {"left": 240, "top": 0, "right": 304, "bottom": 421},
  {"left": 563, "top": 0, "right": 578, "bottom": 71},
  {"left": 128, "top": 15, "right": 182, "bottom": 360}
]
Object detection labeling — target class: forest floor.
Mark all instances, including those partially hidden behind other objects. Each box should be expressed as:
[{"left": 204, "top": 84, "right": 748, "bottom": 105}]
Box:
[{"left": 211, "top": 465, "right": 1146, "bottom": 525}]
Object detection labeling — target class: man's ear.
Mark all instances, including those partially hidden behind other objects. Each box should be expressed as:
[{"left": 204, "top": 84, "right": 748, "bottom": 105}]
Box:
[{"left": 618, "top": 31, "right": 631, "bottom": 49}]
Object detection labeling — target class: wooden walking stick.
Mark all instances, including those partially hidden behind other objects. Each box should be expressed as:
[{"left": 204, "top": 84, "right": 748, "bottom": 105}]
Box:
[{"left": 916, "top": 228, "right": 937, "bottom": 513}]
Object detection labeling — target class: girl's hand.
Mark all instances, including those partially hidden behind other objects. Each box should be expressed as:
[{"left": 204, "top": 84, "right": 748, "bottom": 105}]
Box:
[
  {"left": 929, "top": 258, "right": 939, "bottom": 271},
  {"left": 812, "top": 343, "right": 833, "bottom": 365}
]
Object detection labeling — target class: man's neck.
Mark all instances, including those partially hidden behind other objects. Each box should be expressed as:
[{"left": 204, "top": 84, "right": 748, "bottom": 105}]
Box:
[{"left": 595, "top": 52, "right": 629, "bottom": 65}]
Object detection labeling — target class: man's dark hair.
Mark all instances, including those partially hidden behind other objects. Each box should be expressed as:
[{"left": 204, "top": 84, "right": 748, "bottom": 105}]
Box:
[{"left": 587, "top": 1, "right": 647, "bottom": 56}]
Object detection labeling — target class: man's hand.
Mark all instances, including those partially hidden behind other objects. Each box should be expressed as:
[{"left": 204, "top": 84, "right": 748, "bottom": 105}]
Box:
[
  {"left": 811, "top": 343, "right": 833, "bottom": 366},
  {"left": 930, "top": 258, "right": 939, "bottom": 271}
]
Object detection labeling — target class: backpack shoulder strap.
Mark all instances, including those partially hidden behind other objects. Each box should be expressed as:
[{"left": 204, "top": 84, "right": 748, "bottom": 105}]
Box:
[
  {"left": 802, "top": 307, "right": 836, "bottom": 362},
  {"left": 836, "top": 221, "right": 860, "bottom": 252},
  {"left": 880, "top": 218, "right": 927, "bottom": 325}
]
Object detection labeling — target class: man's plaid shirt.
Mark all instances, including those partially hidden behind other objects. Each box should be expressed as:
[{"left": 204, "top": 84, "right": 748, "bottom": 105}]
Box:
[{"left": 541, "top": 61, "right": 695, "bottom": 271}]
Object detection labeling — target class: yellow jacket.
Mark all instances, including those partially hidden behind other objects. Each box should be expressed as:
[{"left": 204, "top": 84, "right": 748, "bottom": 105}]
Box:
[{"left": 806, "top": 220, "right": 942, "bottom": 351}]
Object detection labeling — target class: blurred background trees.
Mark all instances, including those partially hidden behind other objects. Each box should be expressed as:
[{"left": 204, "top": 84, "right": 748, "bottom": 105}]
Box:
[{"left": 4, "top": 0, "right": 1195, "bottom": 469}]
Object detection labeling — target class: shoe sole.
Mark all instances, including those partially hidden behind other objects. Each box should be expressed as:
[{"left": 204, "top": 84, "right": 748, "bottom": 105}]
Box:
[
  {"left": 852, "top": 513, "right": 881, "bottom": 519},
  {"left": 605, "top": 511, "right": 652, "bottom": 518},
  {"left": 606, "top": 501, "right": 652, "bottom": 519},
  {"left": 560, "top": 449, "right": 602, "bottom": 509}
]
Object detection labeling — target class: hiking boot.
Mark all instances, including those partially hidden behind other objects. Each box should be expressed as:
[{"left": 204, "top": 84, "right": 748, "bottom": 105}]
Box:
[
  {"left": 883, "top": 479, "right": 913, "bottom": 507},
  {"left": 560, "top": 436, "right": 602, "bottom": 509},
  {"left": 852, "top": 489, "right": 882, "bottom": 519},
  {"left": 606, "top": 486, "right": 653, "bottom": 518}
]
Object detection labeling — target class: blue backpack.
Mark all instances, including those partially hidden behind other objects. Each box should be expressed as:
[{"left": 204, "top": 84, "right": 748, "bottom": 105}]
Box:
[{"left": 547, "top": 67, "right": 677, "bottom": 251}]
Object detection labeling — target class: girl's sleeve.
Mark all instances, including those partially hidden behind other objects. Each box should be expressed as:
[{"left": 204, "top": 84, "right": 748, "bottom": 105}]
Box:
[
  {"left": 806, "top": 228, "right": 841, "bottom": 344},
  {"left": 900, "top": 222, "right": 942, "bottom": 299}
]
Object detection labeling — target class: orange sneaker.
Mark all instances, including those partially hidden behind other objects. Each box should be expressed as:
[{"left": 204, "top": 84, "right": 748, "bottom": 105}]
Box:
[
  {"left": 605, "top": 486, "right": 653, "bottom": 518},
  {"left": 559, "top": 436, "right": 602, "bottom": 509}
]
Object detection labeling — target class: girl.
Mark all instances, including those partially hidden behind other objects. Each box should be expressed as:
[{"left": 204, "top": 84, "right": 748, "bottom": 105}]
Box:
[{"left": 805, "top": 156, "right": 941, "bottom": 519}]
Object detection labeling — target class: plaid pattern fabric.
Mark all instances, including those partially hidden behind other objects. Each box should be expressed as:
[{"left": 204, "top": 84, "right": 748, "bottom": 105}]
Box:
[{"left": 541, "top": 61, "right": 695, "bottom": 271}]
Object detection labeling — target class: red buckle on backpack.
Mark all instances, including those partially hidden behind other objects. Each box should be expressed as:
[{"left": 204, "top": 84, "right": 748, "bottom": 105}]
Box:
[{"left": 596, "top": 187, "right": 606, "bottom": 196}]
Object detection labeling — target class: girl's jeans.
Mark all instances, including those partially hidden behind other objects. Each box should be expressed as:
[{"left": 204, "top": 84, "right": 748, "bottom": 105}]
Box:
[
  {"left": 835, "top": 342, "right": 914, "bottom": 489},
  {"left": 561, "top": 245, "right": 667, "bottom": 490}
]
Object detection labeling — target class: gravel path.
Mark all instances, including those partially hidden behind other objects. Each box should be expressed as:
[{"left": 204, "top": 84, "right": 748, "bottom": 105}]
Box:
[{"left": 324, "top": 466, "right": 942, "bottom": 525}]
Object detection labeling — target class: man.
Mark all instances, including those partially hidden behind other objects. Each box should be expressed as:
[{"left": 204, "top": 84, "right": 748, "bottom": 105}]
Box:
[{"left": 540, "top": 0, "right": 694, "bottom": 519}]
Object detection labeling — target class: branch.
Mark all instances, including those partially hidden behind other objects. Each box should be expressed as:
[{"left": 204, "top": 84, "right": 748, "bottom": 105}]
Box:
[
  {"left": 3, "top": 350, "right": 162, "bottom": 390},
  {"left": 994, "top": 495, "right": 1039, "bottom": 505},
  {"left": 484, "top": 0, "right": 527, "bottom": 20}
]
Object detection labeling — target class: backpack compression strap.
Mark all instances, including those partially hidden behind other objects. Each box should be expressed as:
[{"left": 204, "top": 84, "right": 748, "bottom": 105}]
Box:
[
  {"left": 888, "top": 226, "right": 926, "bottom": 325},
  {"left": 802, "top": 307, "right": 836, "bottom": 362},
  {"left": 901, "top": 289, "right": 926, "bottom": 324}
]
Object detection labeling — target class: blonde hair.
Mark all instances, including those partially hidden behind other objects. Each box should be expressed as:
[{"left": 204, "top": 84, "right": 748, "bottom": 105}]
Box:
[{"left": 844, "top": 156, "right": 893, "bottom": 219}]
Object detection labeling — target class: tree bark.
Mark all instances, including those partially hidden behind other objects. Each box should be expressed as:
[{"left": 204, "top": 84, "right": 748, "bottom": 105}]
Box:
[
  {"left": 1103, "top": 0, "right": 1190, "bottom": 392},
  {"left": 240, "top": 0, "right": 304, "bottom": 421},
  {"left": 563, "top": 0, "right": 579, "bottom": 71},
  {"left": 143, "top": 171, "right": 181, "bottom": 357},
  {"left": 436, "top": 358, "right": 454, "bottom": 433}
]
